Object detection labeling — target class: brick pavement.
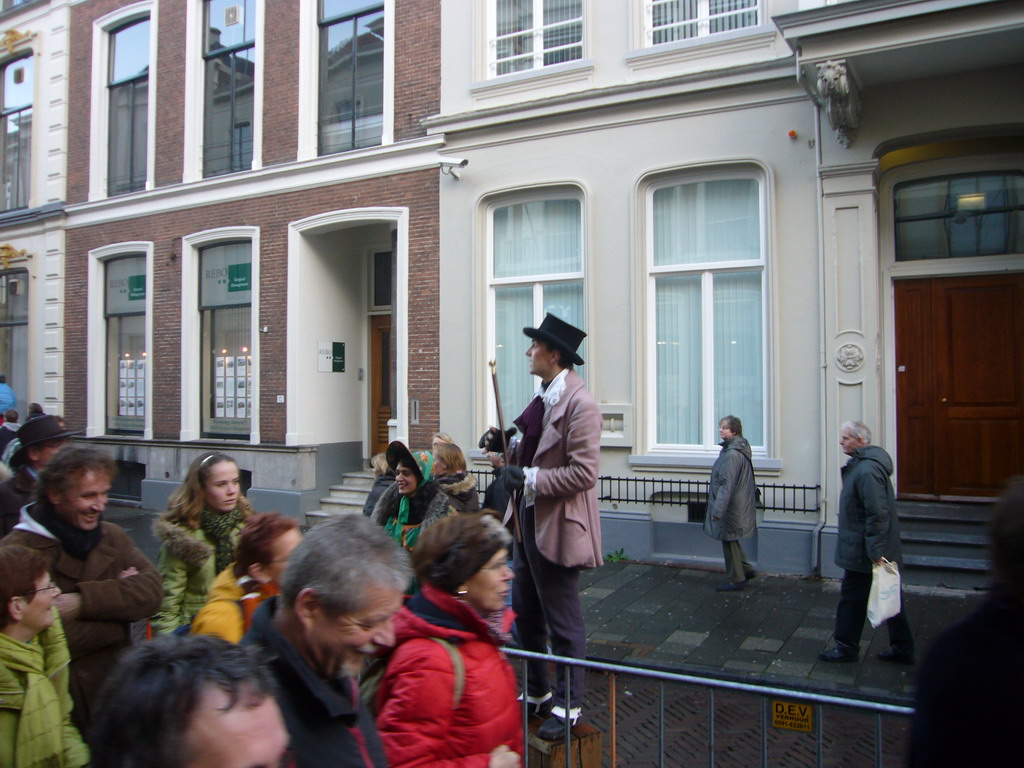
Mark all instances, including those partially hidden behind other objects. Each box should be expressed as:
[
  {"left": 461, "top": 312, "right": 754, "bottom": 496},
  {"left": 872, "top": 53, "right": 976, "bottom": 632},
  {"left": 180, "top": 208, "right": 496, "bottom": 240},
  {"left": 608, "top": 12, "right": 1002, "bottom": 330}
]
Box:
[{"left": 580, "top": 561, "right": 985, "bottom": 702}]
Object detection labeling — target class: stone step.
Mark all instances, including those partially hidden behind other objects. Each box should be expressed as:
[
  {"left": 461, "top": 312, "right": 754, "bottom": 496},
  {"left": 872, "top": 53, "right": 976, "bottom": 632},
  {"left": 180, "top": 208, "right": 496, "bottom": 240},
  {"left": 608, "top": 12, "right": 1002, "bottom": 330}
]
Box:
[
  {"left": 325, "top": 486, "right": 371, "bottom": 504},
  {"left": 896, "top": 501, "right": 991, "bottom": 524},
  {"left": 902, "top": 531, "right": 987, "bottom": 546},
  {"left": 902, "top": 553, "right": 991, "bottom": 590},
  {"left": 318, "top": 497, "right": 367, "bottom": 514},
  {"left": 337, "top": 472, "right": 375, "bottom": 491}
]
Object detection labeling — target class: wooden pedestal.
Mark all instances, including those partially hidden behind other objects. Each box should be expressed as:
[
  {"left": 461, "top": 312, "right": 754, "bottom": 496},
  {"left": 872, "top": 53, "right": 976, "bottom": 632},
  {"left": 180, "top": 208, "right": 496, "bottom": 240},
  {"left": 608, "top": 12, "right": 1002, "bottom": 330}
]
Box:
[{"left": 526, "top": 717, "right": 602, "bottom": 768}]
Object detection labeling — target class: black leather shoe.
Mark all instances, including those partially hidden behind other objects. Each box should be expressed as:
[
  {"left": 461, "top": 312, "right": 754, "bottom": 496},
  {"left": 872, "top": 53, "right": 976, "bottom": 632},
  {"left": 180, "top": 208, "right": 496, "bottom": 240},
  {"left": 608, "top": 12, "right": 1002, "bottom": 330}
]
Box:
[
  {"left": 716, "top": 582, "right": 744, "bottom": 592},
  {"left": 818, "top": 647, "right": 857, "bottom": 662},
  {"left": 744, "top": 570, "right": 758, "bottom": 581},
  {"left": 522, "top": 696, "right": 553, "bottom": 718},
  {"left": 537, "top": 714, "right": 575, "bottom": 741},
  {"left": 877, "top": 649, "right": 915, "bottom": 665}
]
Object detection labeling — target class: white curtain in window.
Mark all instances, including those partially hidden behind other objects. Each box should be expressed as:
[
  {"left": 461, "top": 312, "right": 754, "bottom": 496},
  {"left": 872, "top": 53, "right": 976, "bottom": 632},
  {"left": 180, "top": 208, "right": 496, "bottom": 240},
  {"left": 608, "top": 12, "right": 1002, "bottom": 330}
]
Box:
[
  {"left": 713, "top": 271, "right": 762, "bottom": 445},
  {"left": 494, "top": 285, "right": 534, "bottom": 422},
  {"left": 494, "top": 199, "right": 581, "bottom": 278},
  {"left": 655, "top": 275, "right": 701, "bottom": 444},
  {"left": 653, "top": 179, "right": 759, "bottom": 266}
]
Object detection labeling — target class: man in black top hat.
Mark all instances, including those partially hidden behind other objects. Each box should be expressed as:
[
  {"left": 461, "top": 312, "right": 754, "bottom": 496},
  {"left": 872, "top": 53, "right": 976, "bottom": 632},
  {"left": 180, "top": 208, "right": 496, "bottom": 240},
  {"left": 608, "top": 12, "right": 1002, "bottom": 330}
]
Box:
[
  {"left": 481, "top": 312, "right": 603, "bottom": 739},
  {"left": 0, "top": 414, "right": 77, "bottom": 536}
]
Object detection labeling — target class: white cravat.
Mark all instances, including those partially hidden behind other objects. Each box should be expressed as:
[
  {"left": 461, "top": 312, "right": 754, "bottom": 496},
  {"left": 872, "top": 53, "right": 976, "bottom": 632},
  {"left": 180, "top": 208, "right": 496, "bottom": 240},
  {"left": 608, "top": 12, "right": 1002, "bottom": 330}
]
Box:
[{"left": 523, "top": 369, "right": 570, "bottom": 502}]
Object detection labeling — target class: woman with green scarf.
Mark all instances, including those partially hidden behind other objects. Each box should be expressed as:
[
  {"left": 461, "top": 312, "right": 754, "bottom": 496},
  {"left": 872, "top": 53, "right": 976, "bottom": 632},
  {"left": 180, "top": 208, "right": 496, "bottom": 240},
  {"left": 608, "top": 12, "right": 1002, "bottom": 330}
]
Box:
[
  {"left": 151, "top": 452, "right": 253, "bottom": 635},
  {"left": 371, "top": 441, "right": 455, "bottom": 552},
  {"left": 0, "top": 545, "right": 89, "bottom": 768}
]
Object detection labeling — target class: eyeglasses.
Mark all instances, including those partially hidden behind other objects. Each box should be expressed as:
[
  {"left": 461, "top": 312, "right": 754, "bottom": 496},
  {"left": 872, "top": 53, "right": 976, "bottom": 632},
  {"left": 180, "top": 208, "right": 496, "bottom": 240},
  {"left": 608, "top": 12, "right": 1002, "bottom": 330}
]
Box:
[
  {"left": 21, "top": 582, "right": 60, "bottom": 597},
  {"left": 338, "top": 613, "right": 395, "bottom": 633}
]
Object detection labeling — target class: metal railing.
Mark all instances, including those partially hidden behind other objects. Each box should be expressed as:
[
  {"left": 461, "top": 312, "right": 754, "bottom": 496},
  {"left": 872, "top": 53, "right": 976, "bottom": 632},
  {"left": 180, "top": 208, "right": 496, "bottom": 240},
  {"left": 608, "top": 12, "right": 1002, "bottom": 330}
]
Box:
[
  {"left": 506, "top": 648, "right": 912, "bottom": 768},
  {"left": 468, "top": 471, "right": 821, "bottom": 516}
]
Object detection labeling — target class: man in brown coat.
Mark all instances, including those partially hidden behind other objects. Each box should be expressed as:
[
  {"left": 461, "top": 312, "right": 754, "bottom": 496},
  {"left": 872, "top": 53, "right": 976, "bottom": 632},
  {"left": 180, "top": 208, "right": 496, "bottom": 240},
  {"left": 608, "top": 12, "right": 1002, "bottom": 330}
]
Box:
[
  {"left": 0, "top": 415, "right": 76, "bottom": 536},
  {"left": 0, "top": 445, "right": 163, "bottom": 732},
  {"left": 484, "top": 313, "right": 603, "bottom": 740}
]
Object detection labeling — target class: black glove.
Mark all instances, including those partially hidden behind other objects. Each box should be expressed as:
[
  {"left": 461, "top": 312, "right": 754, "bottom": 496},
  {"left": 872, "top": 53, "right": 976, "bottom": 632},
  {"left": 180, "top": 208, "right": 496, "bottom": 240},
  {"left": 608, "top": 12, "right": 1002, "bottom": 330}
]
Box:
[
  {"left": 502, "top": 465, "right": 525, "bottom": 496},
  {"left": 478, "top": 426, "right": 516, "bottom": 453}
]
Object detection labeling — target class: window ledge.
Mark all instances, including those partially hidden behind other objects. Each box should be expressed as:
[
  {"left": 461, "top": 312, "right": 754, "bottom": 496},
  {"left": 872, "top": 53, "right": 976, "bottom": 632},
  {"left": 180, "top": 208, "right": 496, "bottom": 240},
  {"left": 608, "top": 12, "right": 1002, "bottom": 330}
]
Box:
[
  {"left": 0, "top": 201, "right": 63, "bottom": 227},
  {"left": 629, "top": 452, "right": 783, "bottom": 473},
  {"left": 626, "top": 27, "right": 777, "bottom": 72},
  {"left": 470, "top": 59, "right": 595, "bottom": 102}
]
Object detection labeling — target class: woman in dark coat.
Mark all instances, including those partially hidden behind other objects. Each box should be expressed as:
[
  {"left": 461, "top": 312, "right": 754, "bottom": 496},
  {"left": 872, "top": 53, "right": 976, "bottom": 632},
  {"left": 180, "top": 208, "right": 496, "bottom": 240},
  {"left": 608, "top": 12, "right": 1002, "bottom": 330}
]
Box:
[
  {"left": 433, "top": 442, "right": 480, "bottom": 514},
  {"left": 703, "top": 415, "right": 758, "bottom": 592},
  {"left": 371, "top": 441, "right": 454, "bottom": 552},
  {"left": 375, "top": 512, "right": 521, "bottom": 768}
]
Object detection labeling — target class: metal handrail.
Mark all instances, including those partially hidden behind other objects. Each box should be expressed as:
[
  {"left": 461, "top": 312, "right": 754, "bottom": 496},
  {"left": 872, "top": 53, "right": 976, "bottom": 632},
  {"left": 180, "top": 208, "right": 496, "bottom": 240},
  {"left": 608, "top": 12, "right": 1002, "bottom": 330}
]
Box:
[{"left": 505, "top": 647, "right": 913, "bottom": 767}]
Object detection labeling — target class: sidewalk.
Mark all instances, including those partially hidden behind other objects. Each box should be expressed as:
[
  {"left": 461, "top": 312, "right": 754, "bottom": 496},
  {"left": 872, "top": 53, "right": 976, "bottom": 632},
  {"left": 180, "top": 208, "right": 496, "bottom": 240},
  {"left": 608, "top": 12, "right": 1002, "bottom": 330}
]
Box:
[{"left": 580, "top": 560, "right": 985, "bottom": 704}]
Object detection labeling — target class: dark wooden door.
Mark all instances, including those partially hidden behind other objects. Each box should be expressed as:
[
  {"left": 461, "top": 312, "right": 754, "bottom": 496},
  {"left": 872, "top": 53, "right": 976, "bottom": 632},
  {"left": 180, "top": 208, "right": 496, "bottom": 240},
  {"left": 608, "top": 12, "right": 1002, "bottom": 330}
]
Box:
[
  {"left": 895, "top": 274, "right": 1024, "bottom": 499},
  {"left": 369, "top": 314, "right": 392, "bottom": 456}
]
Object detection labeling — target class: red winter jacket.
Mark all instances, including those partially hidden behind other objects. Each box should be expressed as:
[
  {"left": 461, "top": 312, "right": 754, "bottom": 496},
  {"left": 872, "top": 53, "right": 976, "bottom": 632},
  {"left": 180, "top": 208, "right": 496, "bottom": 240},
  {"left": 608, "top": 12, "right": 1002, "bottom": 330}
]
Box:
[{"left": 376, "top": 583, "right": 522, "bottom": 768}]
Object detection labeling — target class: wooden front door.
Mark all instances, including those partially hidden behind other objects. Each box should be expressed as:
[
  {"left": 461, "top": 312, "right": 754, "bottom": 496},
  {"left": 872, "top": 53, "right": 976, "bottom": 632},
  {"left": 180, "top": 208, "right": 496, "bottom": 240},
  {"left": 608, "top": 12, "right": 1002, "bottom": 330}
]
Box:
[
  {"left": 895, "top": 274, "right": 1024, "bottom": 499},
  {"left": 369, "top": 314, "right": 393, "bottom": 456}
]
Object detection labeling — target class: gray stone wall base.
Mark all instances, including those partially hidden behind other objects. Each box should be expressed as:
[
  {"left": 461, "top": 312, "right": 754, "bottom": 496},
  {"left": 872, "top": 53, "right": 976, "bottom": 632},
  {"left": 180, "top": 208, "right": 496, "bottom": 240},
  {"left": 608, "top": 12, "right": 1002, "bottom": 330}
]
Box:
[
  {"left": 601, "top": 509, "right": 827, "bottom": 576},
  {"left": 819, "top": 526, "right": 843, "bottom": 578},
  {"left": 755, "top": 521, "right": 818, "bottom": 575}
]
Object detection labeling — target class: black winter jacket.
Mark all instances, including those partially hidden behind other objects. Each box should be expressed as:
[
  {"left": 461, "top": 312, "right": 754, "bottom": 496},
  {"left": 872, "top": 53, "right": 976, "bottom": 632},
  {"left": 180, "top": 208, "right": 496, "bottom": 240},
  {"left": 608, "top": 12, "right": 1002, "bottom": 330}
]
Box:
[
  {"left": 244, "top": 597, "right": 388, "bottom": 768},
  {"left": 835, "top": 445, "right": 903, "bottom": 572}
]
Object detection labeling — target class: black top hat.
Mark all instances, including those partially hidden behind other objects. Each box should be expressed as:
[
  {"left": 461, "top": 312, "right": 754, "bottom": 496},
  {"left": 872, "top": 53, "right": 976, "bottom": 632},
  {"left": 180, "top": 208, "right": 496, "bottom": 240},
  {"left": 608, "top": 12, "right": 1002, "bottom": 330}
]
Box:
[
  {"left": 10, "top": 415, "right": 78, "bottom": 467},
  {"left": 523, "top": 313, "right": 586, "bottom": 367}
]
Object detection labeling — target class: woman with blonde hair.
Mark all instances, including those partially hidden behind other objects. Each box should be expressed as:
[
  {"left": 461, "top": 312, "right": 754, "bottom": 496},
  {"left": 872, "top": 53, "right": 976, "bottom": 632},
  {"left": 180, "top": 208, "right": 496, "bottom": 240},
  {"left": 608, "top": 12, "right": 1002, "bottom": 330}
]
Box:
[
  {"left": 151, "top": 452, "right": 254, "bottom": 634},
  {"left": 434, "top": 441, "right": 480, "bottom": 514}
]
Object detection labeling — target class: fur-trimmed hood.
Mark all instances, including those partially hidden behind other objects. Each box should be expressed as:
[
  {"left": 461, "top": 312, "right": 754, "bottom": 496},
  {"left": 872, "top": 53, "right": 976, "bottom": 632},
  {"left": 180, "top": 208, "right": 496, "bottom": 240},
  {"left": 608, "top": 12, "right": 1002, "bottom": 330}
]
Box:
[
  {"left": 370, "top": 480, "right": 453, "bottom": 530},
  {"left": 436, "top": 472, "right": 476, "bottom": 499},
  {"left": 153, "top": 516, "right": 212, "bottom": 566}
]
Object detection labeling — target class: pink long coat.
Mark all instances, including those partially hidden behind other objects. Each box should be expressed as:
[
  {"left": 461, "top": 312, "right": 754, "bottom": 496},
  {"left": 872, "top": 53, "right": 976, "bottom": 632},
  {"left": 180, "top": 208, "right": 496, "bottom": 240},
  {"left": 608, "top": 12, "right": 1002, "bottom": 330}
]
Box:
[{"left": 505, "top": 370, "right": 603, "bottom": 569}]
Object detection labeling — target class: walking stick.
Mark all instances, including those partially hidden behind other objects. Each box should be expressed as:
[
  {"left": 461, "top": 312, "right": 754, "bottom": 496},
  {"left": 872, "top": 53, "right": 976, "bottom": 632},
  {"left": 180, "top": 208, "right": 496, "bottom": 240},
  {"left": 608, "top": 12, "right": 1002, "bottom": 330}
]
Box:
[{"left": 488, "top": 359, "right": 522, "bottom": 541}]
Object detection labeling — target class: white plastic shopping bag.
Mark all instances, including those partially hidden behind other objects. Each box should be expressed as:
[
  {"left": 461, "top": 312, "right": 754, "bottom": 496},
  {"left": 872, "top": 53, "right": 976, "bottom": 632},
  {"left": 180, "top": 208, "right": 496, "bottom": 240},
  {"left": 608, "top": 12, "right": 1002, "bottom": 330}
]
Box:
[{"left": 867, "top": 558, "right": 901, "bottom": 628}]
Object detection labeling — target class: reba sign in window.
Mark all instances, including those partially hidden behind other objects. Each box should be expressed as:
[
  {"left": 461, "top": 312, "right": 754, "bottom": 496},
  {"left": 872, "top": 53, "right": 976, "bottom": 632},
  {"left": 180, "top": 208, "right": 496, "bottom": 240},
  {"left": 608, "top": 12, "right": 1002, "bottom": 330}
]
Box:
[{"left": 200, "top": 242, "right": 252, "bottom": 437}]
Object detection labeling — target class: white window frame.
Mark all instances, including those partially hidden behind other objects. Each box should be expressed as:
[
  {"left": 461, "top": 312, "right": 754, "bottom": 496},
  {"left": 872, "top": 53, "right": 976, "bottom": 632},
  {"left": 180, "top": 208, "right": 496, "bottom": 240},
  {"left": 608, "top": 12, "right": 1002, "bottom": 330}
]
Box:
[
  {"left": 486, "top": 0, "right": 585, "bottom": 79},
  {"left": 297, "top": 0, "right": 394, "bottom": 161},
  {"left": 180, "top": 226, "right": 261, "bottom": 443},
  {"left": 644, "top": 0, "right": 761, "bottom": 47},
  {"left": 86, "top": 242, "right": 155, "bottom": 439},
  {"left": 485, "top": 188, "right": 587, "bottom": 423},
  {"left": 88, "top": 3, "right": 157, "bottom": 202},
  {"left": 183, "top": 0, "right": 265, "bottom": 182},
  {"left": 644, "top": 169, "right": 768, "bottom": 454}
]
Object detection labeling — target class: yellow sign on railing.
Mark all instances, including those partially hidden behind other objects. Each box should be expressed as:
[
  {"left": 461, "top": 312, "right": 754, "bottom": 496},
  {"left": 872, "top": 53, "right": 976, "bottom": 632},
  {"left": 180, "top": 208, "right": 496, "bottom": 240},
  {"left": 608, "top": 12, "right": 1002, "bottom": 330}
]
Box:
[{"left": 772, "top": 700, "right": 813, "bottom": 733}]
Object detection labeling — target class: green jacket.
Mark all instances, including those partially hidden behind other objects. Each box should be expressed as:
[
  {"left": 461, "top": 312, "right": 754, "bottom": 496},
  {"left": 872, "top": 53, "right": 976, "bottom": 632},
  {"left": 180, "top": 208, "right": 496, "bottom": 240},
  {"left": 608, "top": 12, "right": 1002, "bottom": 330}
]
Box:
[
  {"left": 0, "top": 612, "right": 89, "bottom": 768},
  {"left": 151, "top": 514, "right": 243, "bottom": 635}
]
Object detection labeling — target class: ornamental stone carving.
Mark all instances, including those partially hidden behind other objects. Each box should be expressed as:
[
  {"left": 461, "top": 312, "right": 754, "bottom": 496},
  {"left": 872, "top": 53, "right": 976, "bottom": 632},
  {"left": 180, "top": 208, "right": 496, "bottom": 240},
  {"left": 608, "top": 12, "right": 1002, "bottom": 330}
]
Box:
[
  {"left": 816, "top": 60, "right": 861, "bottom": 148},
  {"left": 836, "top": 344, "right": 864, "bottom": 372}
]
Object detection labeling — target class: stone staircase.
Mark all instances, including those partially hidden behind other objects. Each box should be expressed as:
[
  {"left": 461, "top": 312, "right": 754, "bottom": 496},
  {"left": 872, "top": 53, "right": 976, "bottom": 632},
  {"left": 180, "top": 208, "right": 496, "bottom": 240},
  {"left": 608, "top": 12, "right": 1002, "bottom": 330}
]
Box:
[
  {"left": 306, "top": 470, "right": 375, "bottom": 523},
  {"left": 898, "top": 501, "right": 992, "bottom": 590}
]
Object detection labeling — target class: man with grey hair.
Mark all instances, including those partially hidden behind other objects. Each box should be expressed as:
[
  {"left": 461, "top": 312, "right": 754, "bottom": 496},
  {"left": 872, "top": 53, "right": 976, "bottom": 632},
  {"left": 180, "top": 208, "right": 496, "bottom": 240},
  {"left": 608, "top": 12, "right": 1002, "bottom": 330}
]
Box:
[
  {"left": 819, "top": 421, "right": 914, "bottom": 663},
  {"left": 244, "top": 514, "right": 411, "bottom": 768}
]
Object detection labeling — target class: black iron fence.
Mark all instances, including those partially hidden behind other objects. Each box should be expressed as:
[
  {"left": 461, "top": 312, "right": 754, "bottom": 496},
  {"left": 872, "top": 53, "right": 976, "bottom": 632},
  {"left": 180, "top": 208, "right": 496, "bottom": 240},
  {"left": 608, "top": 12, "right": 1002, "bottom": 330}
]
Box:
[{"left": 469, "top": 470, "right": 820, "bottom": 516}]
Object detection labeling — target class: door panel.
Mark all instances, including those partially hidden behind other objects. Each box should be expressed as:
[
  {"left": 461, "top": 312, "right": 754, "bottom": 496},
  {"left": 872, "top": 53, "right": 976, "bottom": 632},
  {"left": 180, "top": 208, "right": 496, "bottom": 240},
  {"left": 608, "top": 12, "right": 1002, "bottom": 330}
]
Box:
[
  {"left": 896, "top": 274, "right": 1024, "bottom": 499},
  {"left": 369, "top": 314, "right": 392, "bottom": 456}
]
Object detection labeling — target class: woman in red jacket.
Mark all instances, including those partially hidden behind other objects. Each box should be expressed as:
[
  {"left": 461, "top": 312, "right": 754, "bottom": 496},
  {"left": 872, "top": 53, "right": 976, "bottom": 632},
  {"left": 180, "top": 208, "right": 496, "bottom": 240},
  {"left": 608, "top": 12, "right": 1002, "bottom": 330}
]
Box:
[{"left": 375, "top": 512, "right": 521, "bottom": 768}]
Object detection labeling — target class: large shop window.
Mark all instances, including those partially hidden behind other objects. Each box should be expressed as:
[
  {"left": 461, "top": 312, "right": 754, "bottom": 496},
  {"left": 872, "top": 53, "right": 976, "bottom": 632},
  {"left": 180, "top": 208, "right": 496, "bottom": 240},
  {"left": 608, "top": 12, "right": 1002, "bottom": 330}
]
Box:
[
  {"left": 894, "top": 172, "right": 1024, "bottom": 261},
  {"left": 491, "top": 196, "right": 584, "bottom": 420},
  {"left": 318, "top": 0, "right": 384, "bottom": 155},
  {"left": 650, "top": 176, "right": 764, "bottom": 448},
  {"left": 1, "top": 55, "right": 32, "bottom": 211},
  {"left": 645, "top": 0, "right": 760, "bottom": 46},
  {"left": 0, "top": 270, "right": 27, "bottom": 410},
  {"left": 107, "top": 19, "right": 150, "bottom": 196},
  {"left": 490, "top": 0, "right": 583, "bottom": 77},
  {"left": 200, "top": 242, "right": 252, "bottom": 437},
  {"left": 203, "top": 0, "right": 255, "bottom": 177},
  {"left": 105, "top": 256, "right": 146, "bottom": 434}
]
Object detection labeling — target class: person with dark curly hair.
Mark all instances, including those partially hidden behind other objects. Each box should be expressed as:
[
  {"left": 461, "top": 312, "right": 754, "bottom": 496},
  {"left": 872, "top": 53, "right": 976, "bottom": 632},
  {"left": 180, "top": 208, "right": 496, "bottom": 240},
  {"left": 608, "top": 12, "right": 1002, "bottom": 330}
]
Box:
[
  {"left": 375, "top": 512, "right": 521, "bottom": 768},
  {"left": 89, "top": 635, "right": 288, "bottom": 768}
]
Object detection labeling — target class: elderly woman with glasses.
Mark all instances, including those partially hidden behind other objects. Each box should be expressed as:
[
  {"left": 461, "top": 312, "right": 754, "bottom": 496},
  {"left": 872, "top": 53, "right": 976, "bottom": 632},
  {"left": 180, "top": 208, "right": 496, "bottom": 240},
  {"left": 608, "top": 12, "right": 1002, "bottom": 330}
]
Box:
[
  {"left": 0, "top": 544, "right": 89, "bottom": 768},
  {"left": 373, "top": 512, "right": 521, "bottom": 768}
]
